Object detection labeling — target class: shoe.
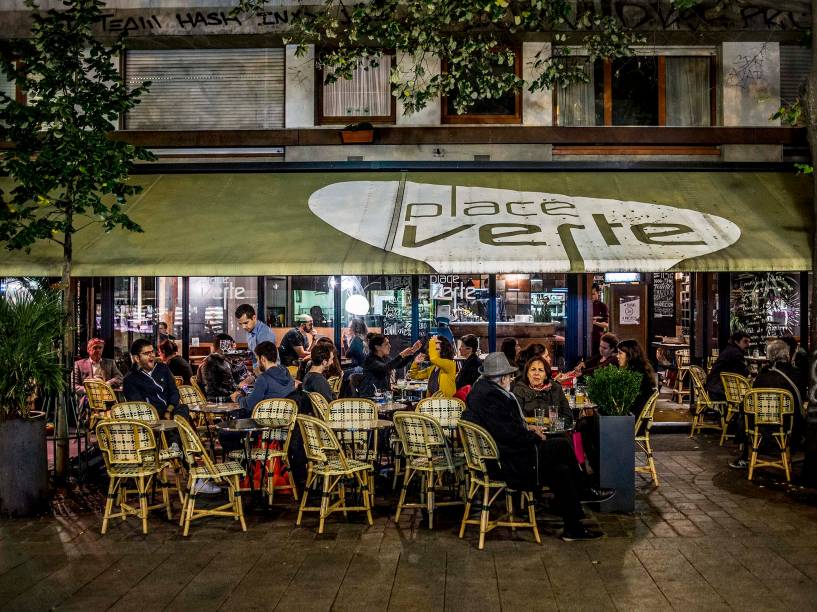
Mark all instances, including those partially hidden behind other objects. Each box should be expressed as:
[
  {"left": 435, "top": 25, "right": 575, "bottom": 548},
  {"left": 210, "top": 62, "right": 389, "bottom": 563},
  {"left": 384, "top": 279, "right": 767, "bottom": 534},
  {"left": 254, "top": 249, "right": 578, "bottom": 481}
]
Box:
[
  {"left": 561, "top": 525, "right": 604, "bottom": 542},
  {"left": 580, "top": 487, "right": 615, "bottom": 504},
  {"left": 193, "top": 480, "right": 221, "bottom": 495},
  {"left": 729, "top": 459, "right": 748, "bottom": 469},
  {"left": 169, "top": 442, "right": 181, "bottom": 454}
]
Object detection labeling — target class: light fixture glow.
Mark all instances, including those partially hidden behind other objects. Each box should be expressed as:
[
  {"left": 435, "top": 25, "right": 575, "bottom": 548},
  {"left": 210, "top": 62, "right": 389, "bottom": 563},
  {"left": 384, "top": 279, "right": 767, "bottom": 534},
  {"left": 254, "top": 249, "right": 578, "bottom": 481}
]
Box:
[{"left": 345, "top": 294, "right": 370, "bottom": 315}]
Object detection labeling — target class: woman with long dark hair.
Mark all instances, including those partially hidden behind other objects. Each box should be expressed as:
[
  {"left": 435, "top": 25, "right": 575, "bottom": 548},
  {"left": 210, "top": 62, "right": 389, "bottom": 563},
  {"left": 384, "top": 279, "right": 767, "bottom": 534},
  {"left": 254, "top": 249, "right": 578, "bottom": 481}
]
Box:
[
  {"left": 617, "top": 339, "right": 658, "bottom": 416},
  {"left": 512, "top": 355, "right": 571, "bottom": 419},
  {"left": 409, "top": 335, "right": 457, "bottom": 398},
  {"left": 358, "top": 334, "right": 421, "bottom": 397}
]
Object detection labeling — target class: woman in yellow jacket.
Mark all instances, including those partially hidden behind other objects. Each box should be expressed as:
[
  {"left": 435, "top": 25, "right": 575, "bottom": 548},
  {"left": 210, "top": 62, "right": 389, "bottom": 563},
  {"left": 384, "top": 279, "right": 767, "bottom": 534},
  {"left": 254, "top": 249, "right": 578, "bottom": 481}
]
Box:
[{"left": 408, "top": 335, "right": 457, "bottom": 398}]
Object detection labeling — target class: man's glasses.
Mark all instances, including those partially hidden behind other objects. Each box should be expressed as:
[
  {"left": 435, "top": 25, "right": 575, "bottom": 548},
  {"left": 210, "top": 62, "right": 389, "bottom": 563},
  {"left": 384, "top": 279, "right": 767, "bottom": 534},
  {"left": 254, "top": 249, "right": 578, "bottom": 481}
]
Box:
[{"left": 139, "top": 351, "right": 156, "bottom": 357}]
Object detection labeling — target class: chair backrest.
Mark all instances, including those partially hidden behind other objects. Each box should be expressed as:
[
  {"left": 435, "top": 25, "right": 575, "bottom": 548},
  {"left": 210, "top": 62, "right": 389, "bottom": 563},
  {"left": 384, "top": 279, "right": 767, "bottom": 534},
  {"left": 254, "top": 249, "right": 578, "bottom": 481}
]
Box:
[
  {"left": 252, "top": 398, "right": 298, "bottom": 448},
  {"left": 96, "top": 419, "right": 158, "bottom": 468},
  {"left": 296, "top": 414, "right": 348, "bottom": 469},
  {"left": 393, "top": 412, "right": 452, "bottom": 465},
  {"left": 676, "top": 349, "right": 690, "bottom": 366},
  {"left": 173, "top": 376, "right": 184, "bottom": 386},
  {"left": 688, "top": 365, "right": 710, "bottom": 401},
  {"left": 328, "top": 398, "right": 377, "bottom": 424},
  {"left": 634, "top": 391, "right": 660, "bottom": 437},
  {"left": 287, "top": 365, "right": 300, "bottom": 379},
  {"left": 348, "top": 373, "right": 364, "bottom": 397},
  {"left": 417, "top": 397, "right": 465, "bottom": 429},
  {"left": 110, "top": 401, "right": 159, "bottom": 421},
  {"left": 721, "top": 373, "right": 750, "bottom": 405},
  {"left": 173, "top": 414, "right": 215, "bottom": 470},
  {"left": 190, "top": 378, "right": 206, "bottom": 399},
  {"left": 84, "top": 379, "right": 116, "bottom": 411},
  {"left": 457, "top": 419, "right": 500, "bottom": 476},
  {"left": 307, "top": 392, "right": 330, "bottom": 420},
  {"left": 178, "top": 384, "right": 207, "bottom": 410},
  {"left": 744, "top": 388, "right": 795, "bottom": 426},
  {"left": 328, "top": 376, "right": 343, "bottom": 396}
]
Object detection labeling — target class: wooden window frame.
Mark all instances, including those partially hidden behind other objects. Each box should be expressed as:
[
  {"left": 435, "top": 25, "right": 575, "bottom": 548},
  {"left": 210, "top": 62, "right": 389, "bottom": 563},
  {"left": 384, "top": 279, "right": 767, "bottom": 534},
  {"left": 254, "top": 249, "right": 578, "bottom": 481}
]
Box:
[
  {"left": 553, "top": 55, "right": 717, "bottom": 128},
  {"left": 315, "top": 52, "right": 397, "bottom": 125},
  {"left": 441, "top": 48, "right": 522, "bottom": 125}
]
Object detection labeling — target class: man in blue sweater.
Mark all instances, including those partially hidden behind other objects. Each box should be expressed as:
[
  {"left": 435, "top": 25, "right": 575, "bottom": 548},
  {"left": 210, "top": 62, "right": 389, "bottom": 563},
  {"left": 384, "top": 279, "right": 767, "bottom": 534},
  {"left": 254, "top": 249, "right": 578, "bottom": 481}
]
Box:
[{"left": 123, "top": 338, "right": 186, "bottom": 419}]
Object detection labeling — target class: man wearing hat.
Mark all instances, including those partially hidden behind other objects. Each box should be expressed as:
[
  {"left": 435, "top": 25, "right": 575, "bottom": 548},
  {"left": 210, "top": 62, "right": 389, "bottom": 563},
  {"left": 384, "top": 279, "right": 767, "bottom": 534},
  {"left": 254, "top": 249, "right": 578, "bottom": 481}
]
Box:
[
  {"left": 73, "top": 338, "right": 123, "bottom": 395},
  {"left": 462, "top": 352, "right": 613, "bottom": 542}
]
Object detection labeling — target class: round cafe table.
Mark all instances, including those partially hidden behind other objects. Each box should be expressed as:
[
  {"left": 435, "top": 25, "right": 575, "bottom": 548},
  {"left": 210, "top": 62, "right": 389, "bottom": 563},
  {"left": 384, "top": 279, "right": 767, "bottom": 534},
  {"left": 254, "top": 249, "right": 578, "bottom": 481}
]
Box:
[
  {"left": 376, "top": 401, "right": 411, "bottom": 415},
  {"left": 188, "top": 402, "right": 240, "bottom": 457},
  {"left": 148, "top": 420, "right": 178, "bottom": 434},
  {"left": 216, "top": 418, "right": 275, "bottom": 506}
]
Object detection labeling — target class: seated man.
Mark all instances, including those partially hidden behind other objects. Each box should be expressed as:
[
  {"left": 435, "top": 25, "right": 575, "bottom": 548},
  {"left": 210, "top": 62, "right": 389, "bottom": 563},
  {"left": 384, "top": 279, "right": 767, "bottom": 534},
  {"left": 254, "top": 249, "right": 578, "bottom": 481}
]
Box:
[
  {"left": 73, "top": 338, "right": 123, "bottom": 395},
  {"left": 706, "top": 331, "right": 750, "bottom": 402},
  {"left": 230, "top": 341, "right": 295, "bottom": 414},
  {"left": 279, "top": 315, "right": 316, "bottom": 367},
  {"left": 462, "top": 352, "right": 613, "bottom": 542},
  {"left": 573, "top": 332, "right": 619, "bottom": 381},
  {"left": 197, "top": 333, "right": 246, "bottom": 402},
  {"left": 123, "top": 338, "right": 186, "bottom": 420}
]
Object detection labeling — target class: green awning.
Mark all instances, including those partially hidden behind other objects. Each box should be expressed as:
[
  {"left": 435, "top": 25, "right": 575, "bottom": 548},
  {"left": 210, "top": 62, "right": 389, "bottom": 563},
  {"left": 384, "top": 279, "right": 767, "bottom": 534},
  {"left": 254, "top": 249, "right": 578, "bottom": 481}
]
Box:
[{"left": 0, "top": 170, "right": 811, "bottom": 275}]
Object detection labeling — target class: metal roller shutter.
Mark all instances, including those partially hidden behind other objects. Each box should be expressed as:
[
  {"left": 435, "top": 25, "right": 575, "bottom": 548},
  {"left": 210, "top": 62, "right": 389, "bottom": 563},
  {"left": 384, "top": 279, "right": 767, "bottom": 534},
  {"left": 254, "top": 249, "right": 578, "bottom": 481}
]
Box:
[
  {"left": 124, "top": 48, "right": 285, "bottom": 130},
  {"left": 780, "top": 45, "right": 810, "bottom": 106}
]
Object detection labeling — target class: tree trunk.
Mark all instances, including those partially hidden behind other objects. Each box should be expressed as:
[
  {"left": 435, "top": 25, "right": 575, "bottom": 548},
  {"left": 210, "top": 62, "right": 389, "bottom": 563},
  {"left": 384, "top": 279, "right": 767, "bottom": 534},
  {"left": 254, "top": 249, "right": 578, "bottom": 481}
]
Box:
[{"left": 54, "top": 217, "right": 75, "bottom": 481}]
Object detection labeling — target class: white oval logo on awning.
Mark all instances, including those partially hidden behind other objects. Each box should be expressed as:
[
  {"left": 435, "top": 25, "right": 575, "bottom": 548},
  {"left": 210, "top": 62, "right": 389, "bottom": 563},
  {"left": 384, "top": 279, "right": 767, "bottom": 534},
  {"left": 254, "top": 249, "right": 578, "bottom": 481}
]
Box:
[{"left": 308, "top": 180, "right": 741, "bottom": 272}]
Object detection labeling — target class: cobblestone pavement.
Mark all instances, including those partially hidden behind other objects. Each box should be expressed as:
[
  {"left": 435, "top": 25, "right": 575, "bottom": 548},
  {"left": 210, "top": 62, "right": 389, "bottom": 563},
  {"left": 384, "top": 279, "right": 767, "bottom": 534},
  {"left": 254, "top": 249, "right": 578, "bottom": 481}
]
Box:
[{"left": 2, "top": 433, "right": 817, "bottom": 611}]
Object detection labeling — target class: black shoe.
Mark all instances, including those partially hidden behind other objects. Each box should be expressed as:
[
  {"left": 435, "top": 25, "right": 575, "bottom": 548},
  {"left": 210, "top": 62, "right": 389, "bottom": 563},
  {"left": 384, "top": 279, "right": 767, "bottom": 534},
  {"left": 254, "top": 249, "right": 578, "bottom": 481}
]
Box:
[
  {"left": 580, "top": 487, "right": 615, "bottom": 504},
  {"left": 729, "top": 458, "right": 748, "bottom": 470},
  {"left": 561, "top": 525, "right": 604, "bottom": 542}
]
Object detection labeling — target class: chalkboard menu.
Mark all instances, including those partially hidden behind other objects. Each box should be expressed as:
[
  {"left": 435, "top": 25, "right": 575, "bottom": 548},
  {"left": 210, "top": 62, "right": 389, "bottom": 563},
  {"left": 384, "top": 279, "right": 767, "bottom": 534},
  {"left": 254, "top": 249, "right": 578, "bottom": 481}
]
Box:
[
  {"left": 731, "top": 273, "right": 800, "bottom": 349},
  {"left": 651, "top": 273, "right": 676, "bottom": 338}
]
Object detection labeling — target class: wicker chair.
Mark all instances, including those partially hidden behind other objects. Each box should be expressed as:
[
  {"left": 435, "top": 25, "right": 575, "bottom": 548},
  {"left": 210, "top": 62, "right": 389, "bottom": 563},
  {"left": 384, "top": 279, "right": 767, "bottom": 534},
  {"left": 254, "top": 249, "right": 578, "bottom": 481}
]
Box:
[
  {"left": 671, "top": 349, "right": 691, "bottom": 403},
  {"left": 720, "top": 373, "right": 750, "bottom": 446},
  {"left": 457, "top": 420, "right": 540, "bottom": 549},
  {"left": 173, "top": 376, "right": 184, "bottom": 387},
  {"left": 743, "top": 388, "right": 795, "bottom": 482},
  {"left": 416, "top": 397, "right": 465, "bottom": 431},
  {"left": 84, "top": 379, "right": 117, "bottom": 430},
  {"left": 110, "top": 402, "right": 183, "bottom": 461},
  {"left": 226, "top": 398, "right": 299, "bottom": 503},
  {"left": 96, "top": 419, "right": 173, "bottom": 534},
  {"left": 327, "top": 398, "right": 379, "bottom": 461},
  {"left": 295, "top": 414, "right": 373, "bottom": 534},
  {"left": 688, "top": 365, "right": 726, "bottom": 437},
  {"left": 287, "top": 365, "right": 300, "bottom": 379},
  {"left": 393, "top": 412, "right": 464, "bottom": 529},
  {"left": 328, "top": 375, "right": 343, "bottom": 397},
  {"left": 174, "top": 415, "right": 247, "bottom": 536},
  {"left": 190, "top": 378, "right": 207, "bottom": 400},
  {"left": 307, "top": 392, "right": 330, "bottom": 420},
  {"left": 634, "top": 391, "right": 660, "bottom": 486}
]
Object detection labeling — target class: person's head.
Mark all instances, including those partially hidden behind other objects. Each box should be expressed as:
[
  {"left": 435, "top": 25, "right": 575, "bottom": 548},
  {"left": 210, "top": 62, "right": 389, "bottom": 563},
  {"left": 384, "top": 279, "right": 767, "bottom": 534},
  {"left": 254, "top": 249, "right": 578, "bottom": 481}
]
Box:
[
  {"left": 158, "top": 321, "right": 168, "bottom": 334},
  {"left": 617, "top": 339, "right": 655, "bottom": 380},
  {"left": 254, "top": 340, "right": 278, "bottom": 372},
  {"left": 459, "top": 334, "right": 479, "bottom": 358},
  {"left": 599, "top": 332, "right": 619, "bottom": 360},
  {"left": 235, "top": 304, "right": 257, "bottom": 332},
  {"left": 349, "top": 318, "right": 368, "bottom": 338},
  {"left": 87, "top": 338, "right": 104, "bottom": 362},
  {"left": 158, "top": 339, "right": 178, "bottom": 360},
  {"left": 766, "top": 339, "right": 790, "bottom": 364},
  {"left": 592, "top": 283, "right": 601, "bottom": 302},
  {"left": 730, "top": 331, "right": 751, "bottom": 352},
  {"left": 212, "top": 333, "right": 234, "bottom": 354},
  {"left": 310, "top": 342, "right": 334, "bottom": 371},
  {"left": 436, "top": 336, "right": 455, "bottom": 360},
  {"left": 480, "top": 352, "right": 518, "bottom": 391},
  {"left": 523, "top": 356, "right": 552, "bottom": 388},
  {"left": 298, "top": 314, "right": 314, "bottom": 333},
  {"left": 367, "top": 333, "right": 390, "bottom": 358},
  {"left": 130, "top": 338, "right": 156, "bottom": 371},
  {"left": 780, "top": 336, "right": 798, "bottom": 360},
  {"left": 500, "top": 337, "right": 520, "bottom": 364}
]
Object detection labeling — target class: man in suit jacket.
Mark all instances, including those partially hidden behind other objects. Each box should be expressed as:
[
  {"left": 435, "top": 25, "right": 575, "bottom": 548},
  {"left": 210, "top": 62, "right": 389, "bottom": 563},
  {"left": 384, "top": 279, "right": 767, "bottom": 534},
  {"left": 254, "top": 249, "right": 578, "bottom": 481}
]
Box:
[{"left": 73, "top": 338, "right": 123, "bottom": 395}]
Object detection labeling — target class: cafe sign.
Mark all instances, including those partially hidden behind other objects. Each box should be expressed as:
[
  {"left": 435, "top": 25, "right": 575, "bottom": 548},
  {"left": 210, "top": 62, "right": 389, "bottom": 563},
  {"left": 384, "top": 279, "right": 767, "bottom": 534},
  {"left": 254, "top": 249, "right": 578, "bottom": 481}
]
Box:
[{"left": 309, "top": 180, "right": 742, "bottom": 273}]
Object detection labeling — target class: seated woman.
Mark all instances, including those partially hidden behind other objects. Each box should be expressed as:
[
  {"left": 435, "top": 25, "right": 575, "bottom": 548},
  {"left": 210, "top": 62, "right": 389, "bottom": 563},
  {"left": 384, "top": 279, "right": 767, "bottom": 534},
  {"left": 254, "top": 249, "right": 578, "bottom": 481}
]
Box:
[
  {"left": 408, "top": 335, "right": 457, "bottom": 398},
  {"left": 358, "top": 334, "right": 421, "bottom": 397},
  {"left": 345, "top": 318, "right": 369, "bottom": 369},
  {"left": 616, "top": 339, "right": 657, "bottom": 416},
  {"left": 158, "top": 339, "right": 193, "bottom": 385},
  {"left": 512, "top": 356, "right": 571, "bottom": 420},
  {"left": 500, "top": 337, "right": 521, "bottom": 373}
]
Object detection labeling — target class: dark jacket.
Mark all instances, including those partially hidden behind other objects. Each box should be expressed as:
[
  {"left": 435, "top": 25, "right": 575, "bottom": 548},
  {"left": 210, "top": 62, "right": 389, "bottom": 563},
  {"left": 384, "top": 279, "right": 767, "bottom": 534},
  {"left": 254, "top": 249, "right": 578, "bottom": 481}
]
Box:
[
  {"left": 358, "top": 352, "right": 414, "bottom": 397},
  {"left": 347, "top": 336, "right": 367, "bottom": 369},
  {"left": 123, "top": 362, "right": 182, "bottom": 418},
  {"left": 456, "top": 353, "right": 482, "bottom": 390},
  {"left": 462, "top": 377, "right": 540, "bottom": 490},
  {"left": 511, "top": 379, "right": 571, "bottom": 420},
  {"left": 166, "top": 355, "right": 193, "bottom": 385},
  {"left": 303, "top": 371, "right": 334, "bottom": 403},
  {"left": 238, "top": 365, "right": 295, "bottom": 415},
  {"left": 705, "top": 344, "right": 749, "bottom": 399},
  {"left": 197, "top": 352, "right": 238, "bottom": 401},
  {"left": 753, "top": 361, "right": 803, "bottom": 414},
  {"left": 629, "top": 368, "right": 657, "bottom": 417}
]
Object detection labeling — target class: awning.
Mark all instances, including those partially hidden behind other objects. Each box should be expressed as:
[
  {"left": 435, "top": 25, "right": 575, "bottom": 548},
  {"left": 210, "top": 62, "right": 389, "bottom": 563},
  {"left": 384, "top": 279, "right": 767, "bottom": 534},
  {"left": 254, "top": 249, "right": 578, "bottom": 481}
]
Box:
[{"left": 0, "top": 170, "right": 811, "bottom": 275}]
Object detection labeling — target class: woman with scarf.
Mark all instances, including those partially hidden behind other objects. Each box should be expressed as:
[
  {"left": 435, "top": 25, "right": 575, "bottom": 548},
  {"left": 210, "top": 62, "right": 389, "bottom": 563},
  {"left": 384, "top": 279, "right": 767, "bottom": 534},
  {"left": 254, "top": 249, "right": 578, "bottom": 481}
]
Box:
[{"left": 512, "top": 355, "right": 571, "bottom": 420}]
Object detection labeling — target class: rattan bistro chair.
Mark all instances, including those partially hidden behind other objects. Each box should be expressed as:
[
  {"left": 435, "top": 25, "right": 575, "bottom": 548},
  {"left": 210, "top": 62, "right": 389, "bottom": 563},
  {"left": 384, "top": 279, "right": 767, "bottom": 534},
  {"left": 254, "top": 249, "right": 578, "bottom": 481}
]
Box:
[
  {"left": 307, "top": 392, "right": 330, "bottom": 420},
  {"left": 688, "top": 365, "right": 726, "bottom": 437},
  {"left": 743, "top": 388, "right": 795, "bottom": 482},
  {"left": 296, "top": 415, "right": 373, "bottom": 534},
  {"left": 393, "top": 412, "right": 464, "bottom": 529},
  {"left": 720, "top": 373, "right": 751, "bottom": 446},
  {"left": 416, "top": 397, "right": 465, "bottom": 431},
  {"left": 96, "top": 419, "right": 173, "bottom": 535},
  {"left": 327, "top": 398, "right": 379, "bottom": 461},
  {"left": 672, "top": 349, "right": 691, "bottom": 403},
  {"left": 84, "top": 379, "right": 117, "bottom": 430},
  {"left": 634, "top": 391, "right": 660, "bottom": 486},
  {"left": 174, "top": 415, "right": 247, "bottom": 536},
  {"left": 457, "top": 420, "right": 540, "bottom": 549},
  {"left": 226, "top": 398, "right": 299, "bottom": 503},
  {"left": 328, "top": 375, "right": 343, "bottom": 398},
  {"left": 110, "top": 402, "right": 183, "bottom": 462}
]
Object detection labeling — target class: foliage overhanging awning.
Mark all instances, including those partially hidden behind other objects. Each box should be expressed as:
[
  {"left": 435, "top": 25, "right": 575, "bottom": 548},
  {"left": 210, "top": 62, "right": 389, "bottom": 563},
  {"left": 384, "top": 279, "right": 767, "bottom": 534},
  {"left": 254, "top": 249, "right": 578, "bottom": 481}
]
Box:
[{"left": 0, "top": 170, "right": 811, "bottom": 276}]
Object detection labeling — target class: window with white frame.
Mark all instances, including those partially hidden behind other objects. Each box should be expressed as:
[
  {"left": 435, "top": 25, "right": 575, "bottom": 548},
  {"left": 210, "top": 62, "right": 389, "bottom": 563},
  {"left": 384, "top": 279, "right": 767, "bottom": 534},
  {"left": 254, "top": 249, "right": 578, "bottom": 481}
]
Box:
[{"left": 318, "top": 55, "right": 395, "bottom": 124}]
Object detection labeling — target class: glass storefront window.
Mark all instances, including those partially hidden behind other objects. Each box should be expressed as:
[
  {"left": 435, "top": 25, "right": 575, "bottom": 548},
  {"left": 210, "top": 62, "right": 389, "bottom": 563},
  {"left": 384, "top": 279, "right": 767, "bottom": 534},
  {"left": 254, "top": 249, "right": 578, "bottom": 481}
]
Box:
[
  {"left": 292, "top": 276, "right": 335, "bottom": 328},
  {"left": 158, "top": 277, "right": 183, "bottom": 345},
  {"left": 341, "top": 275, "right": 413, "bottom": 353},
  {"left": 113, "top": 276, "right": 156, "bottom": 363},
  {"left": 730, "top": 272, "right": 801, "bottom": 354},
  {"left": 419, "top": 274, "right": 489, "bottom": 352},
  {"left": 189, "top": 277, "right": 258, "bottom": 346}
]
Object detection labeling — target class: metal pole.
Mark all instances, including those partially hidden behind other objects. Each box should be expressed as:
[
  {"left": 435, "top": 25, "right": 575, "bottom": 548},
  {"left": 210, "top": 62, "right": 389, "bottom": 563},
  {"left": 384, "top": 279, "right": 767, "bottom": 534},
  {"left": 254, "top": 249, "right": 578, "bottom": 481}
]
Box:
[{"left": 488, "top": 274, "right": 497, "bottom": 353}]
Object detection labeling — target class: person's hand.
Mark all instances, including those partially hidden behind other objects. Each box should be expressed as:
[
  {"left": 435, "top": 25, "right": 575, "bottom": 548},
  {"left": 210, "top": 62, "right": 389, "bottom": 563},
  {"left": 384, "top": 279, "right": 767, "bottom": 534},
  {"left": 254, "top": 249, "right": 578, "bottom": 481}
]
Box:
[
  {"left": 574, "top": 361, "right": 585, "bottom": 373},
  {"left": 293, "top": 379, "right": 302, "bottom": 389},
  {"left": 410, "top": 340, "right": 422, "bottom": 352},
  {"left": 529, "top": 425, "right": 546, "bottom": 440},
  {"left": 413, "top": 352, "right": 426, "bottom": 363},
  {"left": 230, "top": 390, "right": 242, "bottom": 403}
]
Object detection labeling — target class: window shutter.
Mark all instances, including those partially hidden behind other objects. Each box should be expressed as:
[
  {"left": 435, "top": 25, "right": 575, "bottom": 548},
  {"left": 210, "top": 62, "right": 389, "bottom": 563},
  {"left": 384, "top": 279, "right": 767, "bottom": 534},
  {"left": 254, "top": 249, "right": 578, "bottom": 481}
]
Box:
[
  {"left": 0, "top": 72, "right": 14, "bottom": 102},
  {"left": 780, "top": 45, "right": 810, "bottom": 106},
  {"left": 124, "top": 48, "right": 285, "bottom": 130}
]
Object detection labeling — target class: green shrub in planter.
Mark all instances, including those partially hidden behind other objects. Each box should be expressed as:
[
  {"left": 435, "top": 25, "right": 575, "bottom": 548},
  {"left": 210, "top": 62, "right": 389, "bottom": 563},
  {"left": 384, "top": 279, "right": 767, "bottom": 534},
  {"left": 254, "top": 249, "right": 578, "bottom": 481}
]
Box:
[{"left": 585, "top": 367, "right": 642, "bottom": 416}]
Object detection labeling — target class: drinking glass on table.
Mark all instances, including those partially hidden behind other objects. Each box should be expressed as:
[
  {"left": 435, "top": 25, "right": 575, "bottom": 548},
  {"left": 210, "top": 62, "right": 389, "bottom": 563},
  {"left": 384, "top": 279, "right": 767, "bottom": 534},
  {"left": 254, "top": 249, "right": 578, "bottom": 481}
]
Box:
[{"left": 534, "top": 408, "right": 548, "bottom": 429}]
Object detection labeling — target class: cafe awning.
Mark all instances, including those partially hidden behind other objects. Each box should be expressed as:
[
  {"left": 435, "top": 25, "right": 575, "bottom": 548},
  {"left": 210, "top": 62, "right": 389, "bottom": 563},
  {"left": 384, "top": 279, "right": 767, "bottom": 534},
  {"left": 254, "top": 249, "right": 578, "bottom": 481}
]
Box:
[{"left": 0, "top": 170, "right": 811, "bottom": 276}]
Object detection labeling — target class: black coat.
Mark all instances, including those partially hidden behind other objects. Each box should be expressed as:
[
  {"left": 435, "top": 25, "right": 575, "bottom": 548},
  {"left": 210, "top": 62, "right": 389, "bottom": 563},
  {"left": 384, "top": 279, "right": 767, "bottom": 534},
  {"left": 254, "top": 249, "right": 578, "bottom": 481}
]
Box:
[
  {"left": 123, "top": 362, "right": 183, "bottom": 418},
  {"left": 462, "top": 377, "right": 539, "bottom": 490},
  {"left": 358, "top": 352, "right": 414, "bottom": 397},
  {"left": 705, "top": 344, "right": 749, "bottom": 398},
  {"left": 456, "top": 354, "right": 481, "bottom": 390},
  {"left": 511, "top": 379, "right": 571, "bottom": 419}
]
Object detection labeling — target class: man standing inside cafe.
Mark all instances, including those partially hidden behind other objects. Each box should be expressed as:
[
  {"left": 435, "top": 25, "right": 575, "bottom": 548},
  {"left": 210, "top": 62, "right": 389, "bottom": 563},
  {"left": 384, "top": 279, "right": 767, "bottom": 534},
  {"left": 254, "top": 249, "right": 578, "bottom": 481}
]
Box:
[
  {"left": 235, "top": 303, "right": 276, "bottom": 371},
  {"left": 590, "top": 283, "right": 609, "bottom": 356}
]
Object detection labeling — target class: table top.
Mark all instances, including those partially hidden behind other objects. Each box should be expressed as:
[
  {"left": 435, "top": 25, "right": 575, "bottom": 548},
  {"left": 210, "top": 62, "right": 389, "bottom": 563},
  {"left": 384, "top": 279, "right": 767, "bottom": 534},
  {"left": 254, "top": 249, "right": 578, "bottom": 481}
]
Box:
[
  {"left": 393, "top": 380, "right": 428, "bottom": 392},
  {"left": 651, "top": 342, "right": 690, "bottom": 349},
  {"left": 376, "top": 401, "right": 411, "bottom": 413},
  {"left": 189, "top": 402, "right": 240, "bottom": 414},
  {"left": 216, "top": 418, "right": 272, "bottom": 433},
  {"left": 327, "top": 419, "right": 393, "bottom": 431},
  {"left": 148, "top": 420, "right": 179, "bottom": 433}
]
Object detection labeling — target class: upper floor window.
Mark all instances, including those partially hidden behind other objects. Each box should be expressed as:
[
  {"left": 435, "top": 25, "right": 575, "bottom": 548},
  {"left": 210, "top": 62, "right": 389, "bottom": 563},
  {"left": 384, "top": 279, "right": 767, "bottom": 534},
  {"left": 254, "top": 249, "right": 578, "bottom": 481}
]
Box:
[
  {"left": 442, "top": 49, "right": 522, "bottom": 124},
  {"left": 317, "top": 55, "right": 395, "bottom": 124},
  {"left": 123, "top": 48, "right": 285, "bottom": 130},
  {"left": 556, "top": 55, "right": 714, "bottom": 127}
]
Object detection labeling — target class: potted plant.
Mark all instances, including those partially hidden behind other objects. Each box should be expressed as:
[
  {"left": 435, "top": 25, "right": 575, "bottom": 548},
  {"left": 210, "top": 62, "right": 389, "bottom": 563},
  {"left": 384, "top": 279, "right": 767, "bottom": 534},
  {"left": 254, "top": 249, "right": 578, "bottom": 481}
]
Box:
[
  {"left": 340, "top": 121, "right": 375, "bottom": 144},
  {"left": 585, "top": 366, "right": 643, "bottom": 513},
  {"left": 0, "top": 283, "right": 65, "bottom": 517}
]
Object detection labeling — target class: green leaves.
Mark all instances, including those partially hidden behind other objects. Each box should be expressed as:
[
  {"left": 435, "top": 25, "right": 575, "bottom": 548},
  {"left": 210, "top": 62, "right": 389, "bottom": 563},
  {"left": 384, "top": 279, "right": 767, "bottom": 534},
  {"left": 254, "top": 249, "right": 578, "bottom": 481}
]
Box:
[{"left": 585, "top": 366, "right": 643, "bottom": 416}]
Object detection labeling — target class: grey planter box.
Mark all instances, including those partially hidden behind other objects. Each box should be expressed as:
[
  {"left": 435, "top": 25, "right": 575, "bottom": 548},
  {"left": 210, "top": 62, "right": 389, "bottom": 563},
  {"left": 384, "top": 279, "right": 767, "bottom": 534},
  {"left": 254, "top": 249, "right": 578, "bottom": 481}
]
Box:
[
  {"left": 0, "top": 412, "right": 49, "bottom": 517},
  {"left": 597, "top": 414, "right": 635, "bottom": 513}
]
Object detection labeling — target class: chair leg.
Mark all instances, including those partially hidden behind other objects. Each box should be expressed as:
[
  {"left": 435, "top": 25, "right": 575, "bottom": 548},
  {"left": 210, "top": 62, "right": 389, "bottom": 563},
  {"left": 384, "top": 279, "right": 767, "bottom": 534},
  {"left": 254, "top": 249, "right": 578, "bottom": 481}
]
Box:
[
  {"left": 137, "top": 475, "right": 149, "bottom": 535},
  {"left": 506, "top": 492, "right": 516, "bottom": 533},
  {"left": 161, "top": 472, "right": 172, "bottom": 520},
  {"left": 645, "top": 437, "right": 659, "bottom": 487},
  {"left": 286, "top": 461, "right": 299, "bottom": 501},
  {"left": 297, "top": 470, "right": 313, "bottom": 526},
  {"left": 233, "top": 475, "right": 247, "bottom": 532},
  {"left": 319, "top": 475, "right": 330, "bottom": 534},
  {"left": 101, "top": 477, "right": 117, "bottom": 535},
  {"left": 395, "top": 467, "right": 411, "bottom": 523},
  {"left": 525, "top": 492, "right": 541, "bottom": 544},
  {"left": 361, "top": 472, "right": 373, "bottom": 526},
  {"left": 479, "top": 483, "right": 490, "bottom": 550},
  {"left": 459, "top": 479, "right": 477, "bottom": 539},
  {"left": 748, "top": 433, "right": 759, "bottom": 481},
  {"left": 426, "top": 473, "right": 435, "bottom": 530},
  {"left": 183, "top": 478, "right": 197, "bottom": 537}
]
